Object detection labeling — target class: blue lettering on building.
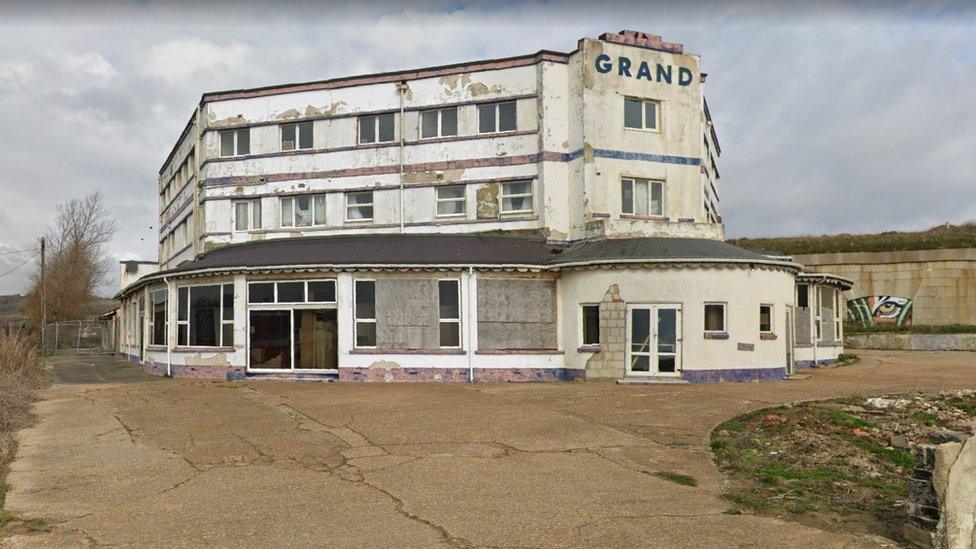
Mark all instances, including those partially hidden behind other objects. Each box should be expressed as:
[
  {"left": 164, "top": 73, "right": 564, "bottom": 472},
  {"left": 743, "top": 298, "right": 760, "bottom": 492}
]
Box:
[{"left": 593, "top": 55, "right": 693, "bottom": 87}]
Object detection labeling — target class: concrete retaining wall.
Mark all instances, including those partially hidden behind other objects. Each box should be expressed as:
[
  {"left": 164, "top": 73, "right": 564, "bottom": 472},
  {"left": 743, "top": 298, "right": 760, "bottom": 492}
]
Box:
[
  {"left": 847, "top": 333, "right": 976, "bottom": 351},
  {"left": 794, "top": 248, "right": 976, "bottom": 326}
]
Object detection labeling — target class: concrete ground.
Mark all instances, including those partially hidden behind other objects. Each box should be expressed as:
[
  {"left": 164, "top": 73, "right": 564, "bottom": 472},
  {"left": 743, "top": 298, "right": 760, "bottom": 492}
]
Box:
[{"left": 4, "top": 351, "right": 975, "bottom": 548}]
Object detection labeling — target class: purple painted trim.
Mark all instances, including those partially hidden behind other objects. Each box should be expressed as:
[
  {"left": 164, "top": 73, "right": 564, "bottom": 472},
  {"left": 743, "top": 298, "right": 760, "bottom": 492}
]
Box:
[
  {"left": 703, "top": 332, "right": 730, "bottom": 340},
  {"left": 339, "top": 367, "right": 584, "bottom": 382},
  {"left": 682, "top": 367, "right": 787, "bottom": 384},
  {"left": 794, "top": 358, "right": 837, "bottom": 370}
]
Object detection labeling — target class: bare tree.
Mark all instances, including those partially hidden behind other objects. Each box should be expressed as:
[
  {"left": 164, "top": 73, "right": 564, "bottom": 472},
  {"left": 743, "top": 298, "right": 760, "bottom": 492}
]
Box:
[{"left": 22, "top": 191, "right": 117, "bottom": 326}]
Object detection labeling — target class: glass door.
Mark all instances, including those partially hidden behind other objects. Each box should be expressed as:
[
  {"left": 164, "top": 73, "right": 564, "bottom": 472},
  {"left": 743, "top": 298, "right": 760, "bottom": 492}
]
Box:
[
  {"left": 627, "top": 304, "right": 682, "bottom": 376},
  {"left": 248, "top": 309, "right": 338, "bottom": 372}
]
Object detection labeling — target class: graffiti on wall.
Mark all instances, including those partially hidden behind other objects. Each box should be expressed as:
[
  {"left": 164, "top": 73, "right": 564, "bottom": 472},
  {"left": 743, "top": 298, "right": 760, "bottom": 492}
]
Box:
[{"left": 847, "top": 296, "right": 913, "bottom": 327}]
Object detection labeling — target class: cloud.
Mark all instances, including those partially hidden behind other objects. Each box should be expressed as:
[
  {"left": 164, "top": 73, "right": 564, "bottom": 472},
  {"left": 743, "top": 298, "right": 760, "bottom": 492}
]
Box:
[
  {"left": 0, "top": 1, "right": 974, "bottom": 295},
  {"left": 138, "top": 38, "right": 251, "bottom": 83}
]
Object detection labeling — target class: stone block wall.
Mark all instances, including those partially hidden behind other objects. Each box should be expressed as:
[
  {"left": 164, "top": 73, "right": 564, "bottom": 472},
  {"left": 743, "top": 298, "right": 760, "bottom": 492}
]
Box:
[
  {"left": 585, "top": 284, "right": 627, "bottom": 379},
  {"left": 907, "top": 436, "right": 976, "bottom": 548}
]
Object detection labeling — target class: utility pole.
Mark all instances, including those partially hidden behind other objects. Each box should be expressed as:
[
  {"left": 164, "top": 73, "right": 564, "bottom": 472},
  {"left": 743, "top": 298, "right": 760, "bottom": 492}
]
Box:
[{"left": 40, "top": 236, "right": 46, "bottom": 353}]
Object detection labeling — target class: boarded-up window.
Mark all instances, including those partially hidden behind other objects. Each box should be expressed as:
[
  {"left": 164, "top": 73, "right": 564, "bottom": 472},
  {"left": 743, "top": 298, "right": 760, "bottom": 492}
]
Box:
[
  {"left": 374, "top": 278, "right": 441, "bottom": 350},
  {"left": 477, "top": 278, "right": 557, "bottom": 350}
]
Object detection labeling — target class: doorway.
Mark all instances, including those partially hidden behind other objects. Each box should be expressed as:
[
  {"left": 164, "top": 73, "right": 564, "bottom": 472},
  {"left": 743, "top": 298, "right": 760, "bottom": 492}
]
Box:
[
  {"left": 627, "top": 304, "right": 682, "bottom": 376},
  {"left": 249, "top": 309, "right": 338, "bottom": 372}
]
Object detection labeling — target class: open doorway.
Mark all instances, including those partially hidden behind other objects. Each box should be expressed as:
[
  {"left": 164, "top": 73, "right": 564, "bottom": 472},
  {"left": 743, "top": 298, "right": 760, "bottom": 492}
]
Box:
[{"left": 249, "top": 309, "right": 338, "bottom": 372}]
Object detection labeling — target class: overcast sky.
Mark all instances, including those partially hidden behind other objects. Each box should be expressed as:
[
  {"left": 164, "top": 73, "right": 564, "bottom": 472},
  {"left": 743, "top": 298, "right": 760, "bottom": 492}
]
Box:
[{"left": 0, "top": 1, "right": 974, "bottom": 294}]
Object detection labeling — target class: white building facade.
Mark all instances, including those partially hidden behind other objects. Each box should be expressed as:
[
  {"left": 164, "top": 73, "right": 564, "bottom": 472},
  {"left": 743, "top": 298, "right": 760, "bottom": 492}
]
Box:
[{"left": 118, "top": 30, "right": 849, "bottom": 383}]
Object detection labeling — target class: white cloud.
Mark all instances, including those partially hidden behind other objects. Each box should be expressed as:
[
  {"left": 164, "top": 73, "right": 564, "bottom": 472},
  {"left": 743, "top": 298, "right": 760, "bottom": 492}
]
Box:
[{"left": 138, "top": 38, "right": 251, "bottom": 83}]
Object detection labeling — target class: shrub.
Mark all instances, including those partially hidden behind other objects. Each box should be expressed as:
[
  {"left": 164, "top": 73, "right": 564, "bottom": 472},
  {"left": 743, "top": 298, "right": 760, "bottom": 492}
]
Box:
[{"left": 0, "top": 330, "right": 47, "bottom": 464}]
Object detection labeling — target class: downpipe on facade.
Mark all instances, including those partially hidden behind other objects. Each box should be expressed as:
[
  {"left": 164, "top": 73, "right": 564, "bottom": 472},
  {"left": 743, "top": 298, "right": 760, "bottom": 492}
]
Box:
[
  {"left": 396, "top": 80, "right": 409, "bottom": 234},
  {"left": 468, "top": 266, "right": 475, "bottom": 383},
  {"left": 163, "top": 276, "right": 172, "bottom": 377}
]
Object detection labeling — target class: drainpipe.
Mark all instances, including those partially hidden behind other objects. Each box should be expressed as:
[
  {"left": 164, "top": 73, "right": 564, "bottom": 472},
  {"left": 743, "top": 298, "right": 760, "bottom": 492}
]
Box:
[
  {"left": 396, "top": 81, "right": 409, "bottom": 234},
  {"left": 467, "top": 267, "right": 475, "bottom": 383},
  {"left": 164, "top": 276, "right": 172, "bottom": 377}
]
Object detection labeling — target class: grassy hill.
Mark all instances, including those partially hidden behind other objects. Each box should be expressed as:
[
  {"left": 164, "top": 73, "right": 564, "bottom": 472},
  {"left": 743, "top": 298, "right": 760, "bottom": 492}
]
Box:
[{"left": 728, "top": 221, "right": 976, "bottom": 256}]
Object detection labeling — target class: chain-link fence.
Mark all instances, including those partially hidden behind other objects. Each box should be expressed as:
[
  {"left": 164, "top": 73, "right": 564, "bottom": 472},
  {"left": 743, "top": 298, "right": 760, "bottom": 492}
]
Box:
[{"left": 42, "top": 320, "right": 116, "bottom": 355}]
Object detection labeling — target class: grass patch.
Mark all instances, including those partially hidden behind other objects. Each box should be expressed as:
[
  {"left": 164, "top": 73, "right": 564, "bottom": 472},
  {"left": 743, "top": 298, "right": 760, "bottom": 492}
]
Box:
[
  {"left": 911, "top": 411, "right": 939, "bottom": 426},
  {"left": 653, "top": 471, "right": 698, "bottom": 487},
  {"left": 827, "top": 410, "right": 876, "bottom": 430},
  {"left": 845, "top": 324, "right": 976, "bottom": 335},
  {"left": 851, "top": 439, "right": 915, "bottom": 469},
  {"left": 727, "top": 221, "right": 976, "bottom": 255}
]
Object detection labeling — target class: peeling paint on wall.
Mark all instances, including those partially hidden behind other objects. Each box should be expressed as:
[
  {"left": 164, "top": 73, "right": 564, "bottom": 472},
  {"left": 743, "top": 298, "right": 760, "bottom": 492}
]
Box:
[{"left": 476, "top": 183, "right": 500, "bottom": 219}]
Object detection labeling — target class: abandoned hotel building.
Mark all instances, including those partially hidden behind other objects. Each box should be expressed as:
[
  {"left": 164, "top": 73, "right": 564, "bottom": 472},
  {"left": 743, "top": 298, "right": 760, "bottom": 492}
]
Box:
[{"left": 115, "top": 30, "right": 851, "bottom": 383}]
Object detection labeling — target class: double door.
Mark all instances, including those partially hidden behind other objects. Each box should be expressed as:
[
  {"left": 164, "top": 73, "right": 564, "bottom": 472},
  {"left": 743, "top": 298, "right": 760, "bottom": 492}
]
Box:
[
  {"left": 248, "top": 309, "right": 338, "bottom": 372},
  {"left": 627, "top": 304, "right": 682, "bottom": 376}
]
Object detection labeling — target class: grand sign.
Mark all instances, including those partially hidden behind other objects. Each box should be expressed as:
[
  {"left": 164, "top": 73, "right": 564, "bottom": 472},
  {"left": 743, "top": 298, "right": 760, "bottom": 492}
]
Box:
[{"left": 594, "top": 54, "right": 694, "bottom": 86}]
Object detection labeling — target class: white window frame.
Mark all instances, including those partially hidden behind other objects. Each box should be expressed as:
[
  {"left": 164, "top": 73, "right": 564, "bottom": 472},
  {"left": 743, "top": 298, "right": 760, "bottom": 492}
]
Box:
[
  {"left": 438, "top": 278, "right": 462, "bottom": 349},
  {"left": 358, "top": 113, "right": 395, "bottom": 144},
  {"left": 500, "top": 180, "right": 533, "bottom": 214},
  {"left": 478, "top": 101, "right": 517, "bottom": 134},
  {"left": 624, "top": 97, "right": 660, "bottom": 132},
  {"left": 621, "top": 177, "right": 664, "bottom": 217},
  {"left": 147, "top": 289, "right": 168, "bottom": 347},
  {"left": 580, "top": 303, "right": 600, "bottom": 346},
  {"left": 234, "top": 199, "right": 262, "bottom": 232},
  {"left": 420, "top": 107, "right": 459, "bottom": 139},
  {"left": 219, "top": 128, "right": 250, "bottom": 157},
  {"left": 704, "top": 302, "right": 727, "bottom": 333},
  {"left": 345, "top": 191, "right": 374, "bottom": 222},
  {"left": 280, "top": 121, "right": 313, "bottom": 151},
  {"left": 833, "top": 289, "right": 842, "bottom": 340},
  {"left": 759, "top": 303, "right": 774, "bottom": 334},
  {"left": 353, "top": 279, "right": 377, "bottom": 349},
  {"left": 435, "top": 185, "right": 466, "bottom": 218},
  {"left": 176, "top": 283, "right": 234, "bottom": 348},
  {"left": 814, "top": 287, "right": 823, "bottom": 342},
  {"left": 280, "top": 195, "right": 326, "bottom": 228},
  {"left": 246, "top": 280, "right": 338, "bottom": 305}
]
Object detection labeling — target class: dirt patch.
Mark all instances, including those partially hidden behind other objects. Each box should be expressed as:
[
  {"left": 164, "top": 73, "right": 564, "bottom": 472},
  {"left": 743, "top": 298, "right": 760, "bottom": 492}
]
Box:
[{"left": 711, "top": 391, "right": 976, "bottom": 542}]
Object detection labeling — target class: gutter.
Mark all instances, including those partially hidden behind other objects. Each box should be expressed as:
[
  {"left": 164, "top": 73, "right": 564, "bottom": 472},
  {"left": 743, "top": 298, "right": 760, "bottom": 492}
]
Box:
[{"left": 467, "top": 266, "right": 475, "bottom": 383}]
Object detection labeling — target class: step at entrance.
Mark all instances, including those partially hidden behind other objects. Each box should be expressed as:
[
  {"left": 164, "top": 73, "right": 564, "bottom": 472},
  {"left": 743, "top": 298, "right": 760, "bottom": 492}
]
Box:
[
  {"left": 616, "top": 377, "right": 690, "bottom": 386},
  {"left": 245, "top": 372, "right": 338, "bottom": 382}
]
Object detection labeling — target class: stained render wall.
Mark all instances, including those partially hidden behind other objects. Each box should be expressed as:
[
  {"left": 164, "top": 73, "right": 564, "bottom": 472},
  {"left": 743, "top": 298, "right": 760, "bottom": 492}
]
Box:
[{"left": 794, "top": 249, "right": 976, "bottom": 326}]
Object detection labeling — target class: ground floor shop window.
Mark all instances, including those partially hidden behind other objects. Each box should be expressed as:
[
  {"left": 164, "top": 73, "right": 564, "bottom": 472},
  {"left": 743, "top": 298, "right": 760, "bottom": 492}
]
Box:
[
  {"left": 354, "top": 280, "right": 377, "bottom": 347},
  {"left": 149, "top": 289, "right": 167, "bottom": 345},
  {"left": 177, "top": 284, "right": 234, "bottom": 347}
]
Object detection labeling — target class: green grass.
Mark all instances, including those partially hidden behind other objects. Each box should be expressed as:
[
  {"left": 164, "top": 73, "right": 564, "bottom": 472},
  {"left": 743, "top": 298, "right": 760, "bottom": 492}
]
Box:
[
  {"left": 851, "top": 439, "right": 915, "bottom": 469},
  {"left": 827, "top": 410, "right": 876, "bottom": 430},
  {"left": 728, "top": 221, "right": 976, "bottom": 255},
  {"left": 653, "top": 471, "right": 698, "bottom": 487},
  {"left": 845, "top": 324, "right": 976, "bottom": 335}
]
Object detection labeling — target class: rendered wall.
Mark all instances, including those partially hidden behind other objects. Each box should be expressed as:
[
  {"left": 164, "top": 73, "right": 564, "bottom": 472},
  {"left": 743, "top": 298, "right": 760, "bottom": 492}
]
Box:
[{"left": 795, "top": 249, "right": 976, "bottom": 326}]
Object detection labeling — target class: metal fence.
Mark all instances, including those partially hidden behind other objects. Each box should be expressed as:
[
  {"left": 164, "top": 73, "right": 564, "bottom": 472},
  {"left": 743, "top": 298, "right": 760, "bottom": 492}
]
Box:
[{"left": 42, "top": 320, "right": 116, "bottom": 355}]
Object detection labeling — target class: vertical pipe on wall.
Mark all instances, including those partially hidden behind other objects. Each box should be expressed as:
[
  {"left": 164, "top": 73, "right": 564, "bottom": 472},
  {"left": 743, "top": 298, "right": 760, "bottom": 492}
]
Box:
[
  {"left": 467, "top": 267, "right": 475, "bottom": 383},
  {"left": 164, "top": 277, "right": 172, "bottom": 377},
  {"left": 396, "top": 81, "right": 408, "bottom": 234}
]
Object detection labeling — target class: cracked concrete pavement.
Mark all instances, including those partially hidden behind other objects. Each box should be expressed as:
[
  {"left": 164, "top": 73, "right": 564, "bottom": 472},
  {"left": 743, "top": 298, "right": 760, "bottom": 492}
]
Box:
[{"left": 4, "top": 350, "right": 976, "bottom": 547}]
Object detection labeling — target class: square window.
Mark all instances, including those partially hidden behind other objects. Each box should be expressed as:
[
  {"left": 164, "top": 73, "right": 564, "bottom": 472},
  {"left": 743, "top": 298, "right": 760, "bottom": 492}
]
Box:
[
  {"left": 624, "top": 97, "right": 660, "bottom": 131},
  {"left": 620, "top": 178, "right": 663, "bottom": 216},
  {"left": 760, "top": 305, "right": 773, "bottom": 333},
  {"left": 307, "top": 281, "right": 336, "bottom": 303},
  {"left": 248, "top": 282, "right": 274, "bottom": 304},
  {"left": 704, "top": 303, "right": 726, "bottom": 332},
  {"left": 500, "top": 180, "right": 533, "bottom": 213},
  {"left": 346, "top": 191, "right": 374, "bottom": 221},
  {"left": 479, "top": 102, "right": 517, "bottom": 133},
  {"left": 281, "top": 195, "right": 325, "bottom": 227},
  {"left": 276, "top": 281, "right": 304, "bottom": 303},
  {"left": 582, "top": 304, "right": 600, "bottom": 345},
  {"left": 281, "top": 121, "right": 313, "bottom": 151},
  {"left": 436, "top": 185, "right": 465, "bottom": 217},
  {"left": 234, "top": 199, "right": 261, "bottom": 231},
  {"left": 421, "top": 108, "right": 459, "bottom": 139}
]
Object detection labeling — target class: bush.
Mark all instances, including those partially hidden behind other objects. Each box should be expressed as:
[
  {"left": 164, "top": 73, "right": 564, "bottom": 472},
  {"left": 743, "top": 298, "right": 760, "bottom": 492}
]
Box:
[{"left": 0, "top": 330, "right": 47, "bottom": 464}]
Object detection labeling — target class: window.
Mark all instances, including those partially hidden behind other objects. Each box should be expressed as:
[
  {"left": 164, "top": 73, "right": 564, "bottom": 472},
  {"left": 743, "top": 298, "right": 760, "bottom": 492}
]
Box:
[
  {"left": 421, "top": 108, "right": 458, "bottom": 139},
  {"left": 247, "top": 280, "right": 336, "bottom": 304},
  {"left": 436, "top": 185, "right": 465, "bottom": 217},
  {"left": 797, "top": 284, "right": 809, "bottom": 308},
  {"left": 704, "top": 303, "right": 726, "bottom": 332},
  {"left": 582, "top": 304, "right": 600, "bottom": 345},
  {"left": 478, "top": 101, "right": 517, "bottom": 133},
  {"left": 234, "top": 200, "right": 262, "bottom": 231},
  {"left": 219, "top": 128, "right": 250, "bottom": 157},
  {"left": 346, "top": 191, "right": 374, "bottom": 222},
  {"left": 759, "top": 304, "right": 773, "bottom": 333},
  {"left": 281, "top": 121, "right": 313, "bottom": 151},
  {"left": 624, "top": 97, "right": 659, "bottom": 131},
  {"left": 281, "top": 195, "right": 326, "bottom": 227},
  {"left": 438, "top": 279, "right": 461, "bottom": 348},
  {"left": 621, "top": 178, "right": 663, "bottom": 216},
  {"left": 354, "top": 280, "right": 376, "bottom": 347},
  {"left": 359, "top": 113, "right": 395, "bottom": 144},
  {"left": 814, "top": 287, "right": 822, "bottom": 340},
  {"left": 500, "top": 180, "right": 533, "bottom": 213},
  {"left": 149, "top": 289, "right": 167, "bottom": 346},
  {"left": 177, "top": 284, "right": 234, "bottom": 347},
  {"left": 833, "top": 289, "right": 842, "bottom": 340}
]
